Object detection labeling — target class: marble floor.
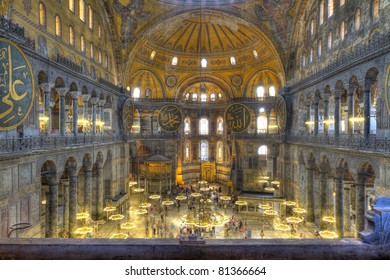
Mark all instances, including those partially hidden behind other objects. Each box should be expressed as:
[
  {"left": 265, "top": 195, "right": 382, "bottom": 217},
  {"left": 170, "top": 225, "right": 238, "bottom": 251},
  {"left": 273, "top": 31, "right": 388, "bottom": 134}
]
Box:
[{"left": 76, "top": 183, "right": 355, "bottom": 240}]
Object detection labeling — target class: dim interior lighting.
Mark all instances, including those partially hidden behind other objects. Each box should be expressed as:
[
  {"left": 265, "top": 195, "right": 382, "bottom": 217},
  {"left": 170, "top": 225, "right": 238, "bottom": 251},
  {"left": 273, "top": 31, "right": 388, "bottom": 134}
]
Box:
[
  {"left": 323, "top": 119, "right": 335, "bottom": 124},
  {"left": 109, "top": 214, "right": 125, "bottom": 221},
  {"left": 319, "top": 230, "right": 338, "bottom": 239},
  {"left": 149, "top": 194, "right": 161, "bottom": 200},
  {"left": 76, "top": 212, "right": 89, "bottom": 219},
  {"left": 139, "top": 202, "right": 151, "bottom": 208},
  {"left": 110, "top": 232, "right": 128, "bottom": 239},
  {"left": 293, "top": 207, "right": 307, "bottom": 214},
  {"left": 39, "top": 115, "right": 49, "bottom": 122},
  {"left": 77, "top": 118, "right": 89, "bottom": 125}
]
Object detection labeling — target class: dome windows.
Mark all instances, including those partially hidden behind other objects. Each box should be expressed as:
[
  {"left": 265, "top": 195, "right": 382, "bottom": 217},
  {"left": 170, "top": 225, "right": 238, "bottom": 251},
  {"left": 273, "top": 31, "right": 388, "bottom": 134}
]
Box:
[
  {"left": 253, "top": 50, "right": 259, "bottom": 60},
  {"left": 150, "top": 51, "right": 156, "bottom": 60},
  {"left": 133, "top": 87, "right": 140, "bottom": 98},
  {"left": 269, "top": 86, "right": 276, "bottom": 97},
  {"left": 257, "top": 86, "right": 265, "bottom": 98},
  {"left": 230, "top": 56, "right": 236, "bottom": 65},
  {"left": 172, "top": 56, "right": 178, "bottom": 66},
  {"left": 201, "top": 58, "right": 207, "bottom": 68}
]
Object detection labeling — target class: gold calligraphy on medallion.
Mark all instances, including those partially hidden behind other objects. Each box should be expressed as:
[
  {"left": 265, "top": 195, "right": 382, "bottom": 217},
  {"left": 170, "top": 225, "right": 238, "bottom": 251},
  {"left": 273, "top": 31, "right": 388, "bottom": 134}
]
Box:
[
  {"left": 224, "top": 103, "right": 251, "bottom": 132},
  {"left": 0, "top": 38, "right": 34, "bottom": 130},
  {"left": 158, "top": 104, "right": 183, "bottom": 132},
  {"left": 122, "top": 98, "right": 134, "bottom": 132}
]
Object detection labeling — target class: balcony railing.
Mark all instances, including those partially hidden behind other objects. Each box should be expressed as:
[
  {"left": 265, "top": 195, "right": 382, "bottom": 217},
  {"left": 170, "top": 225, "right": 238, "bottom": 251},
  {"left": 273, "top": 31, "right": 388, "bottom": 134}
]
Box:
[{"left": 0, "top": 134, "right": 121, "bottom": 154}]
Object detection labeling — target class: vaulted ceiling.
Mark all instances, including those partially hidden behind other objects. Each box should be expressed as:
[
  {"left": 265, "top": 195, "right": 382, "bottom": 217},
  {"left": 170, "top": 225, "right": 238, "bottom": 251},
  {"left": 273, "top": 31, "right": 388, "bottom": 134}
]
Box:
[{"left": 103, "top": 0, "right": 305, "bottom": 93}]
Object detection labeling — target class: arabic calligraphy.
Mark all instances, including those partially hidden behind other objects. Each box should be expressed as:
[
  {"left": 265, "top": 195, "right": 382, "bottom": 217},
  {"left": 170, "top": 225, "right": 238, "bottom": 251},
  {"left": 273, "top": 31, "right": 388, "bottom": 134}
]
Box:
[
  {"left": 122, "top": 98, "right": 134, "bottom": 132},
  {"left": 225, "top": 103, "right": 251, "bottom": 132},
  {"left": 158, "top": 104, "right": 183, "bottom": 132},
  {"left": 0, "top": 38, "right": 34, "bottom": 130},
  {"left": 276, "top": 96, "right": 287, "bottom": 132}
]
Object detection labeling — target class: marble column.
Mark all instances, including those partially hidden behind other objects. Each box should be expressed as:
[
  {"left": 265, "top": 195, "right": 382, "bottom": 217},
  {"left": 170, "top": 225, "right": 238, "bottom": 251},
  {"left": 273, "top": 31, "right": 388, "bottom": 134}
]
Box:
[
  {"left": 41, "top": 83, "right": 54, "bottom": 134},
  {"left": 344, "top": 184, "right": 352, "bottom": 232},
  {"left": 324, "top": 97, "right": 329, "bottom": 135},
  {"left": 319, "top": 170, "right": 328, "bottom": 230},
  {"left": 98, "top": 99, "right": 106, "bottom": 134},
  {"left": 81, "top": 93, "right": 91, "bottom": 133},
  {"left": 56, "top": 88, "right": 68, "bottom": 136},
  {"left": 363, "top": 82, "right": 371, "bottom": 141},
  {"left": 314, "top": 100, "right": 319, "bottom": 136},
  {"left": 90, "top": 97, "right": 99, "bottom": 135},
  {"left": 70, "top": 91, "right": 80, "bottom": 136},
  {"left": 335, "top": 167, "right": 344, "bottom": 238},
  {"left": 84, "top": 162, "right": 93, "bottom": 216},
  {"left": 96, "top": 159, "right": 104, "bottom": 220},
  {"left": 334, "top": 92, "right": 341, "bottom": 137},
  {"left": 356, "top": 175, "right": 367, "bottom": 233},
  {"left": 266, "top": 114, "right": 270, "bottom": 134},
  {"left": 148, "top": 115, "right": 153, "bottom": 135},
  {"left": 62, "top": 180, "right": 70, "bottom": 237},
  {"left": 46, "top": 172, "right": 58, "bottom": 238},
  {"left": 306, "top": 104, "right": 311, "bottom": 134},
  {"left": 68, "top": 166, "right": 78, "bottom": 238},
  {"left": 347, "top": 86, "right": 355, "bottom": 136},
  {"left": 306, "top": 166, "right": 315, "bottom": 222}
]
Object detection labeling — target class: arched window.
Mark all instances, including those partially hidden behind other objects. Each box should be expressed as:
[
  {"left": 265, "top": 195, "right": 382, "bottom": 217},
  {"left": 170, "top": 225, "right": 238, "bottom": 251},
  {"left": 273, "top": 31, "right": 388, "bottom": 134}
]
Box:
[
  {"left": 218, "top": 93, "right": 222, "bottom": 100},
  {"left": 257, "top": 116, "right": 267, "bottom": 134},
  {"left": 185, "top": 93, "right": 190, "bottom": 101},
  {"left": 327, "top": 32, "right": 332, "bottom": 50},
  {"left": 318, "top": 40, "right": 322, "bottom": 57},
  {"left": 210, "top": 93, "right": 216, "bottom": 101},
  {"left": 98, "top": 49, "right": 102, "bottom": 64},
  {"left": 39, "top": 3, "right": 46, "bottom": 27},
  {"left": 80, "top": 35, "right": 85, "bottom": 52},
  {"left": 269, "top": 86, "right": 276, "bottom": 97},
  {"left": 257, "top": 86, "right": 265, "bottom": 98},
  {"left": 200, "top": 141, "right": 208, "bottom": 161},
  {"left": 340, "top": 21, "right": 345, "bottom": 41},
  {"left": 105, "top": 55, "right": 109, "bottom": 69},
  {"left": 216, "top": 141, "right": 223, "bottom": 163},
  {"left": 310, "top": 19, "right": 315, "bottom": 35},
  {"left": 200, "top": 93, "right": 207, "bottom": 102},
  {"left": 217, "top": 117, "right": 223, "bottom": 134},
  {"left": 253, "top": 50, "right": 259, "bottom": 59},
  {"left": 201, "top": 58, "right": 207, "bottom": 68},
  {"left": 55, "top": 15, "right": 62, "bottom": 37},
  {"left": 355, "top": 8, "right": 361, "bottom": 31},
  {"left": 230, "top": 56, "right": 236, "bottom": 65},
  {"left": 88, "top": 5, "right": 94, "bottom": 30},
  {"left": 319, "top": 1, "right": 324, "bottom": 25},
  {"left": 184, "top": 118, "right": 191, "bottom": 135},
  {"left": 192, "top": 93, "right": 198, "bottom": 102},
  {"left": 302, "top": 52, "right": 306, "bottom": 68},
  {"left": 199, "top": 118, "right": 209, "bottom": 135},
  {"left": 69, "top": 26, "right": 75, "bottom": 46},
  {"left": 185, "top": 141, "right": 191, "bottom": 162},
  {"left": 310, "top": 48, "right": 313, "bottom": 63},
  {"left": 150, "top": 51, "right": 156, "bottom": 60},
  {"left": 258, "top": 145, "right": 268, "bottom": 160},
  {"left": 79, "top": 0, "right": 86, "bottom": 22},
  {"left": 328, "top": 0, "right": 334, "bottom": 18},
  {"left": 172, "top": 56, "right": 178, "bottom": 66},
  {"left": 90, "top": 43, "right": 94, "bottom": 59},
  {"left": 69, "top": 0, "right": 75, "bottom": 12},
  {"left": 98, "top": 24, "right": 102, "bottom": 39},
  {"left": 373, "top": 0, "right": 379, "bottom": 20},
  {"left": 133, "top": 87, "right": 140, "bottom": 98}
]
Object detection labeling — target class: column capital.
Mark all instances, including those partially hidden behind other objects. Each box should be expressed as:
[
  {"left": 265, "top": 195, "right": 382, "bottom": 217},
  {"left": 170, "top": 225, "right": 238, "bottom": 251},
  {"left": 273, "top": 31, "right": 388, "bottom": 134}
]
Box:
[
  {"left": 348, "top": 83, "right": 358, "bottom": 94},
  {"left": 56, "top": 87, "right": 68, "bottom": 97},
  {"left": 335, "top": 167, "right": 344, "bottom": 179},
  {"left": 40, "top": 82, "right": 54, "bottom": 92},
  {"left": 90, "top": 97, "right": 99, "bottom": 105},
  {"left": 70, "top": 91, "right": 81, "bottom": 100},
  {"left": 98, "top": 99, "right": 106, "bottom": 107},
  {"left": 45, "top": 172, "right": 58, "bottom": 186},
  {"left": 334, "top": 88, "right": 344, "bottom": 98},
  {"left": 81, "top": 93, "right": 92, "bottom": 102}
]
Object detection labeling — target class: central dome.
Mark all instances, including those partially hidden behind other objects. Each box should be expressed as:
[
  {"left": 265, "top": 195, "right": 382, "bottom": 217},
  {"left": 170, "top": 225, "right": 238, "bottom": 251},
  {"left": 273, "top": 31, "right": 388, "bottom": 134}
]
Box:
[{"left": 148, "top": 11, "right": 261, "bottom": 56}]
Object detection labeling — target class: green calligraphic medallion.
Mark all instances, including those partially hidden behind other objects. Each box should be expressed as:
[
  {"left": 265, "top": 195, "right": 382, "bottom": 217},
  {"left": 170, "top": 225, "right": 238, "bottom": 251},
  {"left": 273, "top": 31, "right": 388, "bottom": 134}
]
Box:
[
  {"left": 386, "top": 65, "right": 390, "bottom": 113},
  {"left": 276, "top": 96, "right": 287, "bottom": 132},
  {"left": 122, "top": 98, "right": 134, "bottom": 132},
  {"left": 158, "top": 104, "right": 183, "bottom": 132},
  {"left": 225, "top": 103, "right": 251, "bottom": 133},
  {"left": 0, "top": 38, "right": 34, "bottom": 130}
]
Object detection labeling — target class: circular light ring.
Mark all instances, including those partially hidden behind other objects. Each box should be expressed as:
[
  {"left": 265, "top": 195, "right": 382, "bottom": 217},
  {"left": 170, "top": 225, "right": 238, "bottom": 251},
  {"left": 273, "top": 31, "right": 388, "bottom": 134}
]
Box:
[
  {"left": 235, "top": 200, "right": 247, "bottom": 206},
  {"left": 134, "top": 209, "right": 147, "bottom": 215},
  {"left": 139, "top": 203, "right": 151, "bottom": 208},
  {"left": 219, "top": 196, "right": 231, "bottom": 201},
  {"left": 258, "top": 204, "right": 272, "bottom": 210},
  {"left": 176, "top": 195, "right": 187, "bottom": 201},
  {"left": 75, "top": 227, "right": 93, "bottom": 235},
  {"left": 319, "top": 230, "right": 338, "bottom": 239},
  {"left": 264, "top": 187, "right": 275, "bottom": 192},
  {"left": 271, "top": 181, "right": 280, "bottom": 185},
  {"left": 190, "top": 192, "right": 202, "bottom": 198},
  {"left": 103, "top": 206, "right": 116, "bottom": 212},
  {"left": 120, "top": 222, "right": 136, "bottom": 230},
  {"left": 110, "top": 233, "right": 129, "bottom": 239},
  {"left": 263, "top": 209, "right": 278, "bottom": 216},
  {"left": 286, "top": 216, "right": 303, "bottom": 223},
  {"left": 293, "top": 208, "right": 307, "bottom": 214},
  {"left": 76, "top": 212, "right": 89, "bottom": 219},
  {"left": 162, "top": 200, "right": 174, "bottom": 206},
  {"left": 322, "top": 216, "right": 336, "bottom": 223},
  {"left": 283, "top": 201, "right": 296, "bottom": 206},
  {"left": 109, "top": 214, "right": 125, "bottom": 221},
  {"left": 149, "top": 194, "right": 161, "bottom": 200},
  {"left": 133, "top": 188, "right": 145, "bottom": 193}
]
